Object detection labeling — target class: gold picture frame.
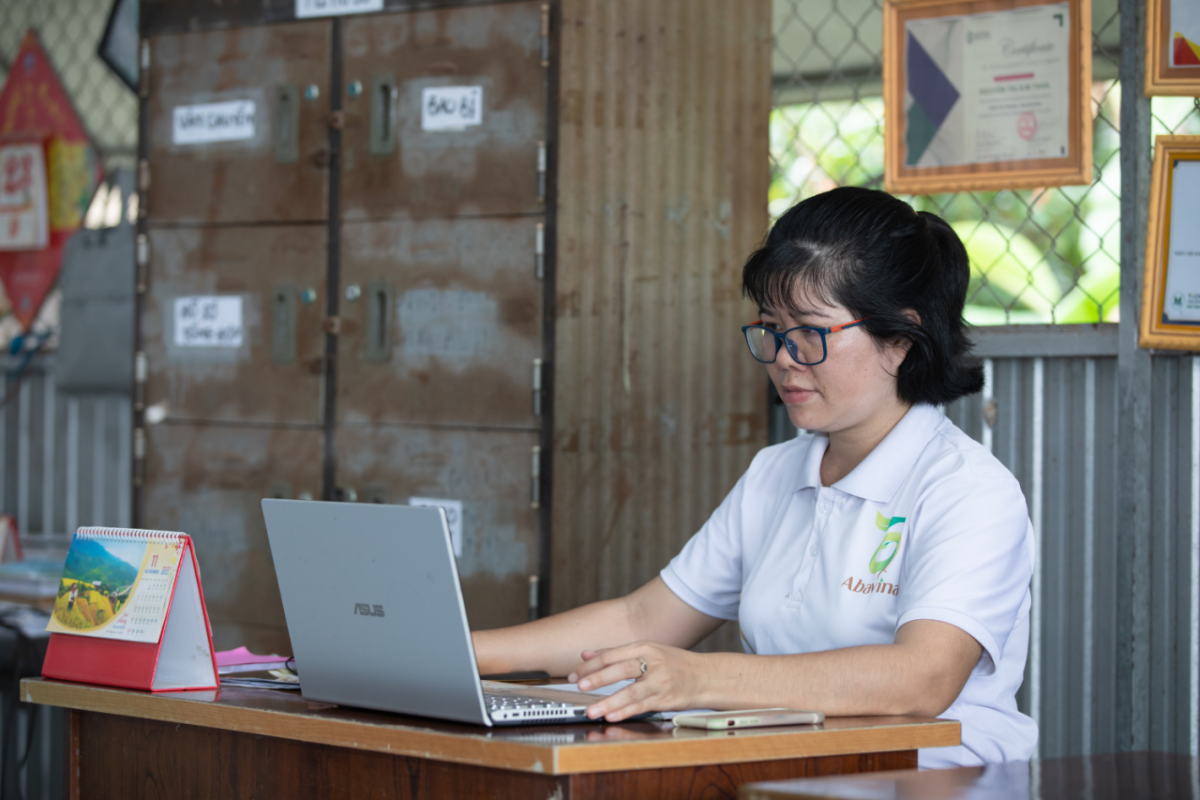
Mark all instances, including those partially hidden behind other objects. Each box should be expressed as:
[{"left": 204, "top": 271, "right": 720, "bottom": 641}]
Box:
[
  {"left": 883, "top": 0, "right": 1092, "bottom": 194},
  {"left": 1146, "top": 0, "right": 1200, "bottom": 95},
  {"left": 1141, "top": 136, "right": 1200, "bottom": 351}
]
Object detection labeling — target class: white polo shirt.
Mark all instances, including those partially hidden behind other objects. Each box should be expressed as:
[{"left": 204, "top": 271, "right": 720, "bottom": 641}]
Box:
[{"left": 661, "top": 403, "right": 1038, "bottom": 768}]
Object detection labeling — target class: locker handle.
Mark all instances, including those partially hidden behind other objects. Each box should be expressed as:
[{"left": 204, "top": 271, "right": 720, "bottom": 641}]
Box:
[
  {"left": 369, "top": 74, "right": 396, "bottom": 156},
  {"left": 275, "top": 84, "right": 300, "bottom": 164},
  {"left": 365, "top": 281, "right": 393, "bottom": 363},
  {"left": 271, "top": 284, "right": 297, "bottom": 364}
]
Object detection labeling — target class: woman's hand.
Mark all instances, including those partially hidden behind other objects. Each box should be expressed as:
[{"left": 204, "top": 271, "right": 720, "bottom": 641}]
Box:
[{"left": 567, "top": 641, "right": 709, "bottom": 722}]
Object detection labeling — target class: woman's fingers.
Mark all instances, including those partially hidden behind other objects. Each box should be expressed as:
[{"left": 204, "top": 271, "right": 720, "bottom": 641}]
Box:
[
  {"left": 585, "top": 680, "right": 649, "bottom": 720},
  {"left": 577, "top": 657, "right": 644, "bottom": 692},
  {"left": 569, "top": 643, "right": 641, "bottom": 684}
]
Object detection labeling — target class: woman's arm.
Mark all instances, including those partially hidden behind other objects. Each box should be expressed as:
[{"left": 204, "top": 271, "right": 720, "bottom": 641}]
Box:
[
  {"left": 472, "top": 576, "right": 725, "bottom": 677},
  {"left": 569, "top": 619, "right": 982, "bottom": 721}
]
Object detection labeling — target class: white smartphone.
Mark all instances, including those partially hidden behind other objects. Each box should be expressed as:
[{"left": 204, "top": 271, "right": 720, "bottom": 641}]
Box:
[{"left": 672, "top": 708, "right": 824, "bottom": 730}]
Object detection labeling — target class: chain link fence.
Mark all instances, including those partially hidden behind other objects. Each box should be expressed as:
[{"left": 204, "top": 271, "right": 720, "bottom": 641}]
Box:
[
  {"left": 0, "top": 0, "right": 138, "bottom": 169},
  {"left": 772, "top": 0, "right": 1200, "bottom": 326}
]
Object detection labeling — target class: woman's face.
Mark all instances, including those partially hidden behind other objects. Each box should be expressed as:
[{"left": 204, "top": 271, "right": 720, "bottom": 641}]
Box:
[{"left": 759, "top": 291, "right": 910, "bottom": 435}]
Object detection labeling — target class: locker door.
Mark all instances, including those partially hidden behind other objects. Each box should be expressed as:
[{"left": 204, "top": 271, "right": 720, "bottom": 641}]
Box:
[
  {"left": 147, "top": 21, "right": 332, "bottom": 224},
  {"left": 337, "top": 217, "right": 541, "bottom": 427},
  {"left": 339, "top": 2, "right": 547, "bottom": 219},
  {"left": 143, "top": 226, "right": 327, "bottom": 425},
  {"left": 142, "top": 425, "right": 323, "bottom": 655},
  {"left": 336, "top": 427, "right": 540, "bottom": 631}
]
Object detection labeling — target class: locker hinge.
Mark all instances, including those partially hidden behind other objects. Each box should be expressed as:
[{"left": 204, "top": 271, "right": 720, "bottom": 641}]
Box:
[
  {"left": 528, "top": 575, "right": 539, "bottom": 621},
  {"left": 540, "top": 4, "right": 551, "bottom": 67},
  {"left": 138, "top": 160, "right": 151, "bottom": 192},
  {"left": 136, "top": 234, "right": 149, "bottom": 294},
  {"left": 532, "top": 358, "right": 543, "bottom": 417},
  {"left": 139, "top": 41, "right": 149, "bottom": 98},
  {"left": 133, "top": 427, "right": 145, "bottom": 488},
  {"left": 530, "top": 445, "right": 541, "bottom": 509},
  {"left": 534, "top": 222, "right": 545, "bottom": 280},
  {"left": 537, "top": 141, "right": 547, "bottom": 204},
  {"left": 134, "top": 351, "right": 147, "bottom": 412}
]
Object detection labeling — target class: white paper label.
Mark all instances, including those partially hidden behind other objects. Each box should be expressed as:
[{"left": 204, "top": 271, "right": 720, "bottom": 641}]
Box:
[
  {"left": 295, "top": 0, "right": 383, "bottom": 18},
  {"left": 410, "top": 497, "right": 464, "bottom": 557},
  {"left": 421, "top": 86, "right": 484, "bottom": 131},
  {"left": 174, "top": 296, "right": 244, "bottom": 347},
  {"left": 0, "top": 144, "right": 49, "bottom": 251},
  {"left": 172, "top": 101, "right": 256, "bottom": 145}
]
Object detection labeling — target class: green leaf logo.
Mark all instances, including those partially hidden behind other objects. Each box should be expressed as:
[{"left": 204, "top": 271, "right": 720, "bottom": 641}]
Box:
[{"left": 869, "top": 512, "right": 905, "bottom": 577}]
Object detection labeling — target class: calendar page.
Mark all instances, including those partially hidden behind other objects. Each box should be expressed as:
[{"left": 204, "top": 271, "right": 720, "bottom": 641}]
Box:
[{"left": 46, "top": 530, "right": 185, "bottom": 644}]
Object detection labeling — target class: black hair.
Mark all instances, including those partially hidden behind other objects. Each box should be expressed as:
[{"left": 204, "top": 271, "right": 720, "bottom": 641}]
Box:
[{"left": 742, "top": 186, "right": 983, "bottom": 405}]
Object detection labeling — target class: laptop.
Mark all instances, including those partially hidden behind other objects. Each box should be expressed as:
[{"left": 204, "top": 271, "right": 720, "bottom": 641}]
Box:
[{"left": 261, "top": 499, "right": 609, "bottom": 726}]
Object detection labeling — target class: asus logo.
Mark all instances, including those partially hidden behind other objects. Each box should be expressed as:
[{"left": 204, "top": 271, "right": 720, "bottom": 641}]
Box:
[{"left": 354, "top": 603, "right": 385, "bottom": 617}]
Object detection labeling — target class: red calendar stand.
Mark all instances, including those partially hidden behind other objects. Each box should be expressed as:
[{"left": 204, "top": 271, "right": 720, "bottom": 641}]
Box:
[{"left": 41, "top": 531, "right": 219, "bottom": 692}]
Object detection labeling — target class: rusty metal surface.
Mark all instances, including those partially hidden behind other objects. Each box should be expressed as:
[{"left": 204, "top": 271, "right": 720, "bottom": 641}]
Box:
[
  {"left": 147, "top": 21, "right": 331, "bottom": 224},
  {"left": 142, "top": 423, "right": 324, "bottom": 655},
  {"left": 339, "top": 2, "right": 546, "bottom": 219},
  {"left": 338, "top": 218, "right": 542, "bottom": 427},
  {"left": 337, "top": 425, "right": 539, "bottom": 630},
  {"left": 549, "top": 0, "right": 772, "bottom": 653},
  {"left": 143, "top": 225, "right": 327, "bottom": 425}
]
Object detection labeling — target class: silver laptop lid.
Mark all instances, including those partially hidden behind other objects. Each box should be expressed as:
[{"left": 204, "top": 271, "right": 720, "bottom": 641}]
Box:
[{"left": 261, "top": 499, "right": 491, "bottom": 726}]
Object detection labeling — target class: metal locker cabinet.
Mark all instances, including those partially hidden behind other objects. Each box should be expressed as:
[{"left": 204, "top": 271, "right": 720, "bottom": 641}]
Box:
[
  {"left": 334, "top": 2, "right": 551, "bottom": 628},
  {"left": 138, "top": 19, "right": 336, "bottom": 655},
  {"left": 339, "top": 2, "right": 547, "bottom": 219}
]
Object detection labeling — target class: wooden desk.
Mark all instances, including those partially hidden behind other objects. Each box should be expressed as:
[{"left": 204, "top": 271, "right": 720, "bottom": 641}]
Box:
[
  {"left": 740, "top": 751, "right": 1200, "bottom": 800},
  {"left": 24, "top": 678, "right": 959, "bottom": 800}
]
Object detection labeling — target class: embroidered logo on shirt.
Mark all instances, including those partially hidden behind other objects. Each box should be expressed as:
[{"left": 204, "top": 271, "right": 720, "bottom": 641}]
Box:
[{"left": 869, "top": 512, "right": 905, "bottom": 581}]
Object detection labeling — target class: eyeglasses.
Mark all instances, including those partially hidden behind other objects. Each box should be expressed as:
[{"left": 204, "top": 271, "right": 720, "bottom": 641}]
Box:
[{"left": 741, "top": 318, "right": 868, "bottom": 366}]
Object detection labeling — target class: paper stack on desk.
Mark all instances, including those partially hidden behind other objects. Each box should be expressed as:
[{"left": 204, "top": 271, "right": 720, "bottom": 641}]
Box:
[{"left": 215, "top": 646, "right": 292, "bottom": 675}]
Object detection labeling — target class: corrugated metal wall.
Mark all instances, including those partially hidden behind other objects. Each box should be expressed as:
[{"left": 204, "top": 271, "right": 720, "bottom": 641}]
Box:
[
  {"left": 549, "top": 0, "right": 772, "bottom": 652},
  {"left": 946, "top": 350, "right": 1198, "bottom": 759},
  {"left": 0, "top": 357, "right": 131, "bottom": 535},
  {"left": 0, "top": 354, "right": 129, "bottom": 800}
]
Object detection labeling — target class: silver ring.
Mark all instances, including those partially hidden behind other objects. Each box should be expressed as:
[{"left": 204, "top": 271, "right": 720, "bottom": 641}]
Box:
[{"left": 638, "top": 659, "right": 648, "bottom": 676}]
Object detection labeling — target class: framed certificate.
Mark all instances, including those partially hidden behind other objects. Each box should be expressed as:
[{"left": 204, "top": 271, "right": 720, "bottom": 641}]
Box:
[
  {"left": 1141, "top": 136, "right": 1200, "bottom": 351},
  {"left": 1147, "top": 0, "right": 1200, "bottom": 94},
  {"left": 883, "top": 0, "right": 1092, "bottom": 194}
]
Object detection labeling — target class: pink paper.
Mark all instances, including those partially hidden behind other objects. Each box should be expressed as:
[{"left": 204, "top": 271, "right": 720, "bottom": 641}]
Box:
[{"left": 215, "top": 646, "right": 290, "bottom": 667}]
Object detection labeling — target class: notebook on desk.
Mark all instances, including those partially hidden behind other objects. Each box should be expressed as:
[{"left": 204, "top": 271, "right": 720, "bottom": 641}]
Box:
[{"left": 261, "top": 500, "right": 615, "bottom": 726}]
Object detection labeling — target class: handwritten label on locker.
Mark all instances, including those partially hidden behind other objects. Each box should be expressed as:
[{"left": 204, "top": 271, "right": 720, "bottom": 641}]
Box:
[
  {"left": 421, "top": 87, "right": 484, "bottom": 131},
  {"left": 174, "top": 296, "right": 244, "bottom": 348},
  {"left": 410, "top": 497, "right": 464, "bottom": 557},
  {"left": 172, "top": 100, "right": 256, "bottom": 145},
  {"left": 295, "top": 0, "right": 383, "bottom": 17}
]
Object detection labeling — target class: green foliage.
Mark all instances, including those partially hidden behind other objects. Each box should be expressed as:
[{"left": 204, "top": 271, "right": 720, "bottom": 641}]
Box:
[{"left": 769, "top": 83, "right": 1125, "bottom": 324}]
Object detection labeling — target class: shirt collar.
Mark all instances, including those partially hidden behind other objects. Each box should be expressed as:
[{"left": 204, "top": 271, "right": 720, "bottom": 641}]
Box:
[{"left": 793, "top": 403, "right": 946, "bottom": 503}]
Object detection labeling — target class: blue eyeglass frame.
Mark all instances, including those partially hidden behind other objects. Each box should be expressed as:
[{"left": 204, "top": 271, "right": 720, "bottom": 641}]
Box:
[{"left": 741, "top": 318, "right": 869, "bottom": 366}]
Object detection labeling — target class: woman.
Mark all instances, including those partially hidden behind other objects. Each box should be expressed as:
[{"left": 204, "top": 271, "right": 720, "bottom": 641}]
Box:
[{"left": 473, "top": 187, "right": 1037, "bottom": 767}]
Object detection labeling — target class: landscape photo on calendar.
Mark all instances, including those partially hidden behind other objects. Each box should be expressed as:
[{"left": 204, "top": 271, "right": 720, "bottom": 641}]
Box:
[{"left": 51, "top": 538, "right": 147, "bottom": 631}]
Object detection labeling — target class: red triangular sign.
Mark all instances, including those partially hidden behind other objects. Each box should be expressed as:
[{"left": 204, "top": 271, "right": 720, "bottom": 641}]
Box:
[{"left": 0, "top": 31, "right": 101, "bottom": 330}]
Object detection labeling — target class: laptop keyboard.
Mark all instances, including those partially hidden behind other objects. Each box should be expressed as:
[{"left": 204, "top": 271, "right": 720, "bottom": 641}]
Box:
[{"left": 484, "top": 691, "right": 589, "bottom": 723}]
